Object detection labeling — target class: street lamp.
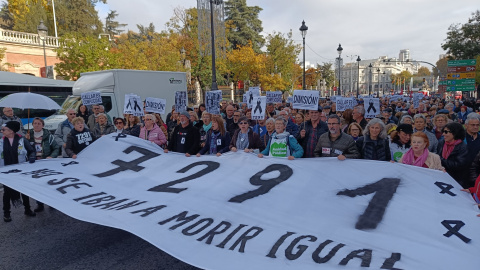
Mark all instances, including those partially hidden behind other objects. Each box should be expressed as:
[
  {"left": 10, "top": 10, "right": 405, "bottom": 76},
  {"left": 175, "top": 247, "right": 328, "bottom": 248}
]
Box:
[
  {"left": 382, "top": 71, "right": 386, "bottom": 96},
  {"left": 337, "top": 44, "right": 343, "bottom": 96},
  {"left": 299, "top": 21, "right": 308, "bottom": 90},
  {"left": 376, "top": 68, "right": 380, "bottom": 96},
  {"left": 356, "top": 56, "right": 361, "bottom": 97},
  {"left": 209, "top": 0, "right": 223, "bottom": 90},
  {"left": 368, "top": 63, "right": 373, "bottom": 95},
  {"left": 37, "top": 20, "right": 48, "bottom": 78}
]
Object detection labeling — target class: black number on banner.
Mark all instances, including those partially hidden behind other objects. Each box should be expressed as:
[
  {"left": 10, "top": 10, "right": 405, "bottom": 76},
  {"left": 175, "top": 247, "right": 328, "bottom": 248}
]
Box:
[
  {"left": 229, "top": 164, "right": 293, "bottom": 203},
  {"left": 148, "top": 161, "right": 220, "bottom": 193},
  {"left": 434, "top": 181, "right": 456, "bottom": 196},
  {"left": 337, "top": 178, "right": 400, "bottom": 230},
  {"left": 94, "top": 146, "right": 160, "bottom": 178},
  {"left": 441, "top": 220, "right": 471, "bottom": 243}
]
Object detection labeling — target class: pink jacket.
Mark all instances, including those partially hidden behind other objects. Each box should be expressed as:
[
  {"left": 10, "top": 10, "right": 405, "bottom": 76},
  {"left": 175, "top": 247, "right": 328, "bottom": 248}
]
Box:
[{"left": 139, "top": 124, "right": 166, "bottom": 147}]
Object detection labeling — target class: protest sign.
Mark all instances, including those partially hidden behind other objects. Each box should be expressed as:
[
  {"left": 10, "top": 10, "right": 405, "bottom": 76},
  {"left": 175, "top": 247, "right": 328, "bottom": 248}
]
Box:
[
  {"left": 175, "top": 91, "right": 187, "bottom": 112},
  {"left": 246, "top": 87, "right": 260, "bottom": 109},
  {"left": 145, "top": 97, "right": 166, "bottom": 114},
  {"left": 81, "top": 91, "right": 102, "bottom": 106},
  {"left": 124, "top": 94, "right": 143, "bottom": 116},
  {"left": 292, "top": 90, "right": 319, "bottom": 110},
  {"left": 335, "top": 97, "right": 356, "bottom": 111},
  {"left": 1, "top": 135, "right": 479, "bottom": 270},
  {"left": 286, "top": 96, "right": 293, "bottom": 104},
  {"left": 243, "top": 94, "right": 248, "bottom": 104},
  {"left": 266, "top": 91, "right": 282, "bottom": 104},
  {"left": 205, "top": 90, "right": 222, "bottom": 115},
  {"left": 251, "top": 96, "right": 266, "bottom": 120},
  {"left": 364, "top": 98, "right": 380, "bottom": 118}
]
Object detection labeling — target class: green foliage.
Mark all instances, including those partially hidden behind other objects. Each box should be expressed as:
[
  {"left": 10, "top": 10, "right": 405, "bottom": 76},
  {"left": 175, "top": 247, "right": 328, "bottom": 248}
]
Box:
[
  {"left": 442, "top": 10, "right": 480, "bottom": 59},
  {"left": 317, "top": 63, "right": 335, "bottom": 89},
  {"left": 105, "top": 10, "right": 127, "bottom": 36},
  {"left": 433, "top": 56, "right": 450, "bottom": 77},
  {"left": 0, "top": 2, "right": 14, "bottom": 29},
  {"left": 54, "top": 34, "right": 120, "bottom": 80},
  {"left": 224, "top": 0, "right": 264, "bottom": 53},
  {"left": 416, "top": 66, "right": 431, "bottom": 77},
  {"left": 0, "top": 47, "right": 8, "bottom": 71}
]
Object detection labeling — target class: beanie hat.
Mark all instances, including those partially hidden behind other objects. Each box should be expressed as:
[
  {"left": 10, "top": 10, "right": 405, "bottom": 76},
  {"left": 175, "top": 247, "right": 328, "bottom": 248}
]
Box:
[
  {"left": 3, "top": 121, "right": 20, "bottom": 133},
  {"left": 180, "top": 111, "right": 190, "bottom": 120}
]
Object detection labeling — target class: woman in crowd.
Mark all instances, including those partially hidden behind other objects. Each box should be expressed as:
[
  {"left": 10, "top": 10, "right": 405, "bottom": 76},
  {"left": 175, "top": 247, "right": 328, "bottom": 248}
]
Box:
[
  {"left": 400, "top": 131, "right": 444, "bottom": 170},
  {"left": 389, "top": 124, "right": 413, "bottom": 162},
  {"left": 125, "top": 114, "right": 141, "bottom": 137},
  {"left": 399, "top": 115, "right": 413, "bottom": 125},
  {"left": 65, "top": 117, "right": 95, "bottom": 159},
  {"left": 432, "top": 114, "right": 448, "bottom": 140},
  {"left": 294, "top": 112, "right": 304, "bottom": 127},
  {"left": 385, "top": 123, "right": 397, "bottom": 140},
  {"left": 245, "top": 109, "right": 255, "bottom": 126},
  {"left": 347, "top": 122, "right": 363, "bottom": 141},
  {"left": 196, "top": 116, "right": 230, "bottom": 157},
  {"left": 154, "top": 114, "right": 169, "bottom": 139},
  {"left": 113, "top": 118, "right": 129, "bottom": 134},
  {"left": 436, "top": 122, "right": 469, "bottom": 188},
  {"left": 1, "top": 121, "right": 37, "bottom": 221},
  {"left": 199, "top": 111, "right": 212, "bottom": 148},
  {"left": 457, "top": 105, "right": 469, "bottom": 124},
  {"left": 261, "top": 117, "right": 276, "bottom": 148},
  {"left": 356, "top": 118, "right": 391, "bottom": 161},
  {"left": 230, "top": 116, "right": 263, "bottom": 153},
  {"left": 92, "top": 113, "right": 115, "bottom": 139},
  {"left": 140, "top": 114, "right": 167, "bottom": 148},
  {"left": 341, "top": 109, "right": 353, "bottom": 133},
  {"left": 167, "top": 111, "right": 179, "bottom": 136},
  {"left": 258, "top": 117, "right": 303, "bottom": 160},
  {"left": 76, "top": 104, "right": 89, "bottom": 123},
  {"left": 189, "top": 111, "right": 203, "bottom": 129}
]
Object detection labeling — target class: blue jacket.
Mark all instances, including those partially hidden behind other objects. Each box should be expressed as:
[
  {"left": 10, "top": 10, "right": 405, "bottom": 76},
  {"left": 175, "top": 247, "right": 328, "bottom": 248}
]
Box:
[
  {"left": 286, "top": 119, "right": 299, "bottom": 137},
  {"left": 261, "top": 132, "right": 304, "bottom": 158},
  {"left": 198, "top": 130, "right": 231, "bottom": 155}
]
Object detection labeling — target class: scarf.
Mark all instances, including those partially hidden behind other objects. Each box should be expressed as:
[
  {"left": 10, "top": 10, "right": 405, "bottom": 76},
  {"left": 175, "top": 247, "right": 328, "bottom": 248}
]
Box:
[
  {"left": 236, "top": 131, "right": 250, "bottom": 150},
  {"left": 402, "top": 148, "right": 429, "bottom": 167},
  {"left": 203, "top": 122, "right": 212, "bottom": 133},
  {"left": 442, "top": 139, "right": 462, "bottom": 159},
  {"left": 209, "top": 131, "right": 219, "bottom": 154}
]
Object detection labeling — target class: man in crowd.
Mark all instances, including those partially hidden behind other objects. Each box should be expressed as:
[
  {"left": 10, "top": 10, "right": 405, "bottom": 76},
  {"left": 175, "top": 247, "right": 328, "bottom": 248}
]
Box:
[
  {"left": 297, "top": 108, "right": 328, "bottom": 158},
  {"left": 0, "top": 107, "right": 24, "bottom": 135},
  {"left": 87, "top": 104, "right": 101, "bottom": 130},
  {"left": 165, "top": 111, "right": 200, "bottom": 157},
  {"left": 98, "top": 105, "right": 112, "bottom": 124},
  {"left": 278, "top": 109, "right": 299, "bottom": 137},
  {"left": 314, "top": 114, "right": 359, "bottom": 160},
  {"left": 352, "top": 106, "right": 368, "bottom": 129},
  {"left": 227, "top": 110, "right": 242, "bottom": 136},
  {"left": 266, "top": 103, "right": 277, "bottom": 118},
  {"left": 223, "top": 105, "right": 235, "bottom": 133},
  {"left": 54, "top": 109, "right": 76, "bottom": 157},
  {"left": 383, "top": 108, "right": 398, "bottom": 124},
  {"left": 413, "top": 114, "right": 437, "bottom": 152},
  {"left": 465, "top": 114, "right": 480, "bottom": 168}
]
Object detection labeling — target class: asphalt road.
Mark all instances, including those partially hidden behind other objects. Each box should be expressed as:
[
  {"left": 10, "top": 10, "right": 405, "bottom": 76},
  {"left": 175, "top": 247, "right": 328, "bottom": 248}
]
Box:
[{"left": 0, "top": 192, "right": 202, "bottom": 270}]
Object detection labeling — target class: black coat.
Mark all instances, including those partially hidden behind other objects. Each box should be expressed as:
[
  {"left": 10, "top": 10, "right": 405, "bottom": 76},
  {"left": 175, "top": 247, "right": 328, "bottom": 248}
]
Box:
[
  {"left": 65, "top": 128, "right": 95, "bottom": 157},
  {"left": 356, "top": 136, "right": 391, "bottom": 161},
  {"left": 436, "top": 139, "right": 469, "bottom": 188},
  {"left": 167, "top": 122, "right": 200, "bottom": 155}
]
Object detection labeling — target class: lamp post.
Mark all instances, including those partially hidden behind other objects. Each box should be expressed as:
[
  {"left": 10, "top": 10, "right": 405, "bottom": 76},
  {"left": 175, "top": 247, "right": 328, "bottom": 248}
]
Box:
[
  {"left": 300, "top": 21, "right": 308, "bottom": 90},
  {"left": 376, "top": 68, "right": 380, "bottom": 96},
  {"left": 382, "top": 71, "right": 386, "bottom": 96},
  {"left": 368, "top": 63, "right": 372, "bottom": 96},
  {"left": 356, "top": 56, "right": 361, "bottom": 97},
  {"left": 336, "top": 44, "right": 343, "bottom": 96},
  {"left": 37, "top": 20, "right": 48, "bottom": 78},
  {"left": 209, "top": 0, "right": 223, "bottom": 91}
]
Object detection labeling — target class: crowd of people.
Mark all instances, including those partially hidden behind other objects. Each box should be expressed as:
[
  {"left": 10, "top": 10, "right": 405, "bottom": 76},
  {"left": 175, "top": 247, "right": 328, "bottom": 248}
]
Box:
[{"left": 2, "top": 94, "right": 480, "bottom": 222}]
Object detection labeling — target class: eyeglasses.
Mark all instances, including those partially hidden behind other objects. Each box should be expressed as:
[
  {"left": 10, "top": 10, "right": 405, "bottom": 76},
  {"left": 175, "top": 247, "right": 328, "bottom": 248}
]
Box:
[
  {"left": 233, "top": 115, "right": 241, "bottom": 117},
  {"left": 115, "top": 122, "right": 123, "bottom": 125},
  {"left": 327, "top": 123, "right": 340, "bottom": 126},
  {"left": 443, "top": 130, "right": 452, "bottom": 134},
  {"left": 239, "top": 122, "right": 248, "bottom": 125}
]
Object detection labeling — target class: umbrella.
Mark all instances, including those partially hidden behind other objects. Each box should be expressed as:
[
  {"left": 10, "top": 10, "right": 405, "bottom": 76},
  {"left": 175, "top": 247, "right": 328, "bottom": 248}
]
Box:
[{"left": 0, "top": 92, "right": 62, "bottom": 130}]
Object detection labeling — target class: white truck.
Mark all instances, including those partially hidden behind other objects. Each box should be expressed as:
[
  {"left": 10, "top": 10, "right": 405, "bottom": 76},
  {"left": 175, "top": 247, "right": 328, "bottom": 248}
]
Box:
[{"left": 37, "top": 69, "right": 187, "bottom": 132}]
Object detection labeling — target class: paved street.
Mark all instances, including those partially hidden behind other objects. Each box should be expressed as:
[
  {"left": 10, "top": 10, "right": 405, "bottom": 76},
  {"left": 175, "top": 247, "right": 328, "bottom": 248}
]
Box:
[{"left": 0, "top": 192, "right": 201, "bottom": 270}]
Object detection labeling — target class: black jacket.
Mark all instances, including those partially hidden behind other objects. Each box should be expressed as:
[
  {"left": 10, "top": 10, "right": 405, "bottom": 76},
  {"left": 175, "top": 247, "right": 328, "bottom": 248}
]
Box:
[
  {"left": 167, "top": 122, "right": 200, "bottom": 155},
  {"left": 65, "top": 128, "right": 95, "bottom": 157},
  {"left": 198, "top": 130, "right": 231, "bottom": 155},
  {"left": 356, "top": 136, "right": 391, "bottom": 161},
  {"left": 436, "top": 139, "right": 469, "bottom": 188}
]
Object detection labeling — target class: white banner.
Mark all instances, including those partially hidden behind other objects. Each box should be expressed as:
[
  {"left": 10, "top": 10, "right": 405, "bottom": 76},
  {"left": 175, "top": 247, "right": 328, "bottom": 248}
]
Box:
[
  {"left": 251, "top": 96, "right": 266, "bottom": 120},
  {"left": 0, "top": 135, "right": 479, "bottom": 270},
  {"left": 335, "top": 97, "right": 356, "bottom": 112},
  {"left": 145, "top": 97, "right": 166, "bottom": 114},
  {"left": 292, "top": 90, "right": 319, "bottom": 110},
  {"left": 364, "top": 98, "right": 380, "bottom": 118},
  {"left": 175, "top": 91, "right": 187, "bottom": 112},
  {"left": 205, "top": 90, "right": 222, "bottom": 115},
  {"left": 81, "top": 91, "right": 102, "bottom": 106},
  {"left": 124, "top": 94, "right": 144, "bottom": 116},
  {"left": 266, "top": 91, "right": 282, "bottom": 104}
]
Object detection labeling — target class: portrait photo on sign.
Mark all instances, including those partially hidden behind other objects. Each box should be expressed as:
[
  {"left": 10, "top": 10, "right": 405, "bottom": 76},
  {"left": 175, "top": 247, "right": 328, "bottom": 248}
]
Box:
[
  {"left": 175, "top": 91, "right": 187, "bottom": 112},
  {"left": 205, "top": 90, "right": 222, "bottom": 115}
]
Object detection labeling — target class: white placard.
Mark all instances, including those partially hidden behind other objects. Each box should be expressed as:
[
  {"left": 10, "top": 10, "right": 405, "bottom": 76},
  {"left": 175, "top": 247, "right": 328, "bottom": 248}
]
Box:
[
  {"left": 81, "top": 91, "right": 102, "bottom": 106},
  {"left": 175, "top": 91, "right": 187, "bottom": 112},
  {"left": 364, "top": 98, "right": 380, "bottom": 118},
  {"left": 145, "top": 97, "right": 166, "bottom": 114},
  {"left": 266, "top": 91, "right": 282, "bottom": 104},
  {"left": 251, "top": 96, "right": 266, "bottom": 120},
  {"left": 205, "top": 90, "right": 222, "bottom": 115},
  {"left": 292, "top": 90, "right": 319, "bottom": 110},
  {"left": 335, "top": 97, "right": 356, "bottom": 111},
  {"left": 286, "top": 96, "right": 293, "bottom": 104},
  {"left": 124, "top": 94, "right": 144, "bottom": 116},
  {"left": 1, "top": 135, "right": 479, "bottom": 270},
  {"left": 246, "top": 87, "right": 260, "bottom": 109}
]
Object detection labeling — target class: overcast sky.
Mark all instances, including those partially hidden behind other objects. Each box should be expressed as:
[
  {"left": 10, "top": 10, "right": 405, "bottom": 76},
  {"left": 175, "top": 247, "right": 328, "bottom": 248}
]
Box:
[{"left": 96, "top": 0, "right": 478, "bottom": 69}]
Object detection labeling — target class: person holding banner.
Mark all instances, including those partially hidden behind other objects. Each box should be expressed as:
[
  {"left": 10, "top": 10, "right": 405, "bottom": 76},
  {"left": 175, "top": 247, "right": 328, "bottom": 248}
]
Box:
[
  {"left": 140, "top": 114, "right": 167, "bottom": 148},
  {"left": 196, "top": 117, "right": 230, "bottom": 157},
  {"left": 1, "top": 121, "right": 37, "bottom": 222},
  {"left": 125, "top": 114, "right": 141, "bottom": 137},
  {"left": 258, "top": 117, "right": 303, "bottom": 160},
  {"left": 229, "top": 117, "right": 263, "bottom": 153},
  {"left": 92, "top": 113, "right": 115, "bottom": 139},
  {"left": 260, "top": 118, "right": 275, "bottom": 148},
  {"left": 355, "top": 118, "right": 391, "bottom": 161},
  {"left": 314, "top": 115, "right": 359, "bottom": 160},
  {"left": 54, "top": 109, "right": 76, "bottom": 158},
  {"left": 199, "top": 111, "right": 212, "bottom": 148},
  {"left": 297, "top": 109, "right": 328, "bottom": 158},
  {"left": 400, "top": 132, "right": 444, "bottom": 171},
  {"left": 113, "top": 118, "right": 129, "bottom": 135},
  {"left": 65, "top": 117, "right": 95, "bottom": 159},
  {"left": 389, "top": 124, "right": 413, "bottom": 162},
  {"left": 165, "top": 111, "right": 200, "bottom": 157}
]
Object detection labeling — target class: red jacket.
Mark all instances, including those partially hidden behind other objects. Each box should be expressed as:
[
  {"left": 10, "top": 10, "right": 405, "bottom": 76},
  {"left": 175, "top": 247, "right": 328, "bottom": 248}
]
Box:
[{"left": 468, "top": 175, "right": 480, "bottom": 203}]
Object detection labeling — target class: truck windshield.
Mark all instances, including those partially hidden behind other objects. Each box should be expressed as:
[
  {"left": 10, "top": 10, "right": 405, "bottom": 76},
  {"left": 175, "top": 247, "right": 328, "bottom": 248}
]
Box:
[{"left": 58, "top": 96, "right": 82, "bottom": 115}]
